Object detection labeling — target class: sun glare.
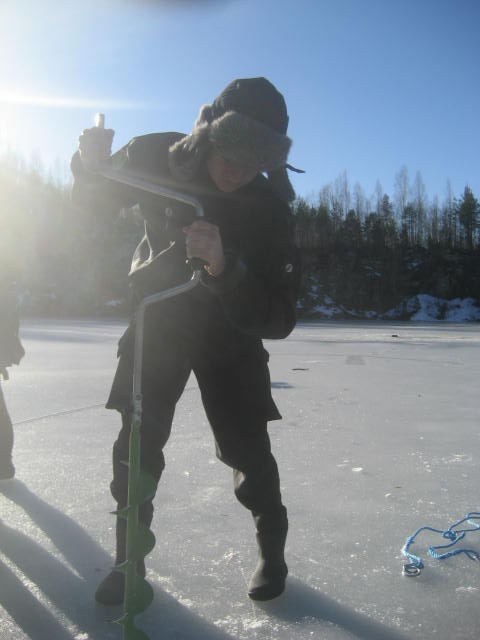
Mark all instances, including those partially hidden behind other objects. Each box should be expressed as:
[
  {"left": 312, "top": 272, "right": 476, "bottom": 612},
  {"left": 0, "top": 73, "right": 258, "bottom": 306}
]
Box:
[
  {"left": 0, "top": 92, "right": 157, "bottom": 110},
  {"left": 0, "top": 90, "right": 162, "bottom": 182}
]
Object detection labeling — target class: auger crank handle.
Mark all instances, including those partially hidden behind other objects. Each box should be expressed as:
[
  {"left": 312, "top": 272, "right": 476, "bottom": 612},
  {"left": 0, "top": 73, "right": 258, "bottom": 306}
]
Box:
[
  {"left": 92, "top": 114, "right": 205, "bottom": 220},
  {"left": 94, "top": 113, "right": 207, "bottom": 273}
]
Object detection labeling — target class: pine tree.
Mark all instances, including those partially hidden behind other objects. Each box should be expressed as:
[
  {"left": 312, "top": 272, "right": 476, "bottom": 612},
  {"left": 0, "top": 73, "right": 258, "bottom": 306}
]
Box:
[{"left": 456, "top": 185, "right": 479, "bottom": 251}]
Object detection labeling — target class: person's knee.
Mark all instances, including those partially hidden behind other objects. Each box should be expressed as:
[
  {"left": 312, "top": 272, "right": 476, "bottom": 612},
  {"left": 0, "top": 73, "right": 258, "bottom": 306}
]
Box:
[{"left": 233, "top": 456, "right": 282, "bottom": 512}]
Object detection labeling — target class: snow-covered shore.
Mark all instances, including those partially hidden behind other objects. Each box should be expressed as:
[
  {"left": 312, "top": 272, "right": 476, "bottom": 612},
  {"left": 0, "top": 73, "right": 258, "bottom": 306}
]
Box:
[{"left": 301, "top": 293, "right": 480, "bottom": 322}]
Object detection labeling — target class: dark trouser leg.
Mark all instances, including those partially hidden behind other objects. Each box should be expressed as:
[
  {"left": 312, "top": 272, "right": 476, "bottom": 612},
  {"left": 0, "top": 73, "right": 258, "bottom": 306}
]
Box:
[
  {"left": 230, "top": 429, "right": 283, "bottom": 514},
  {"left": 195, "top": 348, "right": 285, "bottom": 516},
  {"left": 229, "top": 430, "right": 288, "bottom": 601},
  {"left": 0, "top": 384, "right": 15, "bottom": 479},
  {"left": 210, "top": 416, "right": 289, "bottom": 601},
  {"left": 196, "top": 349, "right": 289, "bottom": 600}
]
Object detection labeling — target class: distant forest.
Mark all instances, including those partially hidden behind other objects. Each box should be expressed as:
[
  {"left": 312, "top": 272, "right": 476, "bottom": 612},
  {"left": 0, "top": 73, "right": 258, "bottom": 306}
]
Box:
[
  {"left": 292, "top": 169, "right": 480, "bottom": 314},
  {"left": 1, "top": 152, "right": 479, "bottom": 317}
]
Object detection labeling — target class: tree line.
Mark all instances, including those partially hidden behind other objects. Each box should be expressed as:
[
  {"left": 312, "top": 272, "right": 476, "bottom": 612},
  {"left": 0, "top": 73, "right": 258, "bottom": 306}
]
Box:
[
  {"left": 293, "top": 167, "right": 479, "bottom": 253},
  {"left": 292, "top": 167, "right": 479, "bottom": 315},
  {"left": 1, "top": 152, "right": 479, "bottom": 317}
]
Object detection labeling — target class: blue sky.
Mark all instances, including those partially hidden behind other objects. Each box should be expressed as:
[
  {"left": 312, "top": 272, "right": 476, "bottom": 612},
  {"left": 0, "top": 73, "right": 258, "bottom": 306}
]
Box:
[{"left": 0, "top": 0, "right": 478, "bottom": 205}]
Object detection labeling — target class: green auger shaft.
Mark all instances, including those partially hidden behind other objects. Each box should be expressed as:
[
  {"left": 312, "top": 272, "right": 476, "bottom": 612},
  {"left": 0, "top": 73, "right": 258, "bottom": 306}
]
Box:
[
  {"left": 118, "top": 399, "right": 153, "bottom": 640},
  {"left": 118, "top": 297, "right": 157, "bottom": 639}
]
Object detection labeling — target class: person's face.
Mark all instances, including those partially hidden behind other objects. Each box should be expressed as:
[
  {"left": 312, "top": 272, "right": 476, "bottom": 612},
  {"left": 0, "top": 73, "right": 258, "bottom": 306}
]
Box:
[{"left": 206, "top": 150, "right": 259, "bottom": 192}]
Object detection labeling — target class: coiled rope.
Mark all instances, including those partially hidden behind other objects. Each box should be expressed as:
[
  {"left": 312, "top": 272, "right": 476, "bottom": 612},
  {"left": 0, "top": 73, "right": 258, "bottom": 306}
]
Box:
[{"left": 402, "top": 512, "right": 480, "bottom": 576}]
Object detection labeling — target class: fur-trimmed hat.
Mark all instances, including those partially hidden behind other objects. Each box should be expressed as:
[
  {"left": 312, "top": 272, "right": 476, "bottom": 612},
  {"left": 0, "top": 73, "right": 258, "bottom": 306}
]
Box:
[{"left": 169, "top": 77, "right": 299, "bottom": 202}]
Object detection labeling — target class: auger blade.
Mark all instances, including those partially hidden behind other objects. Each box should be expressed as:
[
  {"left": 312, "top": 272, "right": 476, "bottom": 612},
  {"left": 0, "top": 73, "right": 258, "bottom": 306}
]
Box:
[
  {"left": 134, "top": 470, "right": 157, "bottom": 505},
  {"left": 112, "top": 505, "right": 130, "bottom": 519},
  {"left": 116, "top": 576, "right": 154, "bottom": 626},
  {"left": 130, "top": 575, "right": 154, "bottom": 615},
  {"left": 128, "top": 627, "right": 151, "bottom": 640},
  {"left": 117, "top": 525, "right": 156, "bottom": 569},
  {"left": 115, "top": 616, "right": 151, "bottom": 640},
  {"left": 129, "top": 627, "right": 151, "bottom": 640},
  {"left": 133, "top": 522, "right": 156, "bottom": 559}
]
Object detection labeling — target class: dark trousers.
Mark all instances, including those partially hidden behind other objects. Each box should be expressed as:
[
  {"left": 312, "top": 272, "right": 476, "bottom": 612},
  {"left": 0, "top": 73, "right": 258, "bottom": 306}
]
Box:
[
  {"left": 0, "top": 384, "right": 13, "bottom": 463},
  {"left": 107, "top": 315, "right": 285, "bottom": 528}
]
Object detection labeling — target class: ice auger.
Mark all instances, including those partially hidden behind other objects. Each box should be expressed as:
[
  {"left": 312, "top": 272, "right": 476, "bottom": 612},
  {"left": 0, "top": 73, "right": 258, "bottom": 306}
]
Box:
[{"left": 94, "top": 115, "right": 205, "bottom": 639}]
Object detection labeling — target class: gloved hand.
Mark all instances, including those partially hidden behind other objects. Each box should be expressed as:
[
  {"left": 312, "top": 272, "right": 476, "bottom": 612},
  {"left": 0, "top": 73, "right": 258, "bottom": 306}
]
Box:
[
  {"left": 183, "top": 220, "right": 226, "bottom": 277},
  {"left": 77, "top": 123, "right": 115, "bottom": 172}
]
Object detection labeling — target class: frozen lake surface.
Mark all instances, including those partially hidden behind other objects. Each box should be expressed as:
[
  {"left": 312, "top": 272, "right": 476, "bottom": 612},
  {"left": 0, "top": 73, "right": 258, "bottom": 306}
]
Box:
[{"left": 1, "top": 319, "right": 479, "bottom": 640}]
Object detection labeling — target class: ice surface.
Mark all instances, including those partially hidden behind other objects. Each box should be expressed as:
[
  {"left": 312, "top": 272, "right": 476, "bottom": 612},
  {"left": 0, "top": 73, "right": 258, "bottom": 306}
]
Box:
[{"left": 1, "top": 319, "right": 479, "bottom": 639}]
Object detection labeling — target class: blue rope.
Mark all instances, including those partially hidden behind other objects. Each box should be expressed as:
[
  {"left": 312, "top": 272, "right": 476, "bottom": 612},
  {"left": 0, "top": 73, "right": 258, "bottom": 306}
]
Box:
[{"left": 402, "top": 512, "right": 480, "bottom": 576}]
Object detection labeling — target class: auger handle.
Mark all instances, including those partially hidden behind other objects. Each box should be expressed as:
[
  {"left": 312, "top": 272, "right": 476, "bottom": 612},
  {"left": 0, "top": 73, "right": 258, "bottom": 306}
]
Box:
[{"left": 94, "top": 113, "right": 207, "bottom": 273}]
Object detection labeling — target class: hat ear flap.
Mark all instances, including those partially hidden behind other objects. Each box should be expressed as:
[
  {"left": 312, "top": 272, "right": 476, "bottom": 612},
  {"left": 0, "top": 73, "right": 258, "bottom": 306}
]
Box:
[
  {"left": 194, "top": 103, "right": 214, "bottom": 127},
  {"left": 168, "top": 123, "right": 210, "bottom": 182},
  {"left": 168, "top": 102, "right": 215, "bottom": 181},
  {"left": 267, "top": 167, "right": 296, "bottom": 203}
]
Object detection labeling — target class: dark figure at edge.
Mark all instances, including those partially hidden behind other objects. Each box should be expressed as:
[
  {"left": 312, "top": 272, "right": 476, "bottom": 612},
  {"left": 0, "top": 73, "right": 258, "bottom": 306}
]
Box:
[{"left": 0, "top": 268, "right": 25, "bottom": 480}]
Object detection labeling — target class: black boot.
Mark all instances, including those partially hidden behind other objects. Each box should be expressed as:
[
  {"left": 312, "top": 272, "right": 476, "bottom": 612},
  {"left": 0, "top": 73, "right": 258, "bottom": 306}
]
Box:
[
  {"left": 248, "top": 507, "right": 288, "bottom": 601},
  {"left": 95, "top": 517, "right": 146, "bottom": 606}
]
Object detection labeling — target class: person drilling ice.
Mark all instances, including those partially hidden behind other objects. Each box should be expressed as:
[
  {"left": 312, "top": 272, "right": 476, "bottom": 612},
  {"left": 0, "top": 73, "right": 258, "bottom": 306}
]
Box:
[{"left": 71, "top": 77, "right": 301, "bottom": 605}]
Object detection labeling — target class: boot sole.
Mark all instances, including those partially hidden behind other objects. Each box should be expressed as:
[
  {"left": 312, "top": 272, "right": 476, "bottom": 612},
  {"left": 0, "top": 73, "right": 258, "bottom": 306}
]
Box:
[{"left": 248, "top": 580, "right": 286, "bottom": 601}]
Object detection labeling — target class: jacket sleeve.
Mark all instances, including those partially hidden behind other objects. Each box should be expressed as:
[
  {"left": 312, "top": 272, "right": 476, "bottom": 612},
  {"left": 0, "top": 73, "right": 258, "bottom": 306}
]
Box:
[
  {"left": 70, "top": 132, "right": 183, "bottom": 213},
  {"left": 201, "top": 200, "right": 300, "bottom": 340},
  {"left": 70, "top": 145, "right": 139, "bottom": 214}
]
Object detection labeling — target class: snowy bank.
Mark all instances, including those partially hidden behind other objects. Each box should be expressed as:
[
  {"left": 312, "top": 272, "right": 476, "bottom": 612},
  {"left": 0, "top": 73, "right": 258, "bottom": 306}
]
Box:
[{"left": 300, "top": 293, "right": 480, "bottom": 322}]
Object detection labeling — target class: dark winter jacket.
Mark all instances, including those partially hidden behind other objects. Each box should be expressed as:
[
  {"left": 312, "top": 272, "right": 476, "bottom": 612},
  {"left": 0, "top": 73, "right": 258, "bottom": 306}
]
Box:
[
  {"left": 0, "top": 216, "right": 25, "bottom": 377},
  {"left": 71, "top": 132, "right": 299, "bottom": 366},
  {"left": 0, "top": 275, "right": 25, "bottom": 378}
]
